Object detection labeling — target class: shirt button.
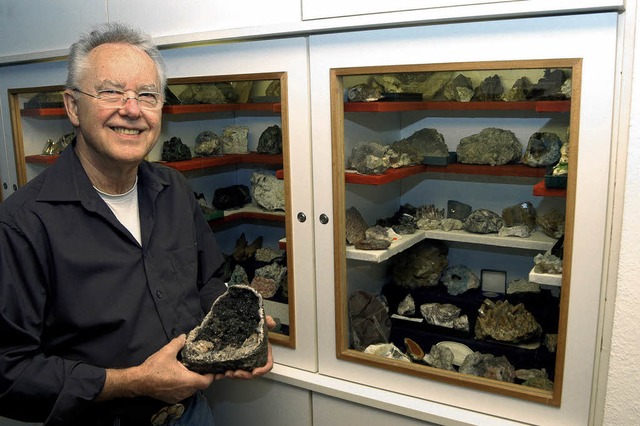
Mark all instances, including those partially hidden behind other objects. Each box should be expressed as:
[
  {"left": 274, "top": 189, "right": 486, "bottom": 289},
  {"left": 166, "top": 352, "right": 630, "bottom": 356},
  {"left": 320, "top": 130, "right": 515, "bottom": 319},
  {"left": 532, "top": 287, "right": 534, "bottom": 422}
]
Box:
[
  {"left": 171, "top": 328, "right": 178, "bottom": 336},
  {"left": 156, "top": 290, "right": 163, "bottom": 298}
]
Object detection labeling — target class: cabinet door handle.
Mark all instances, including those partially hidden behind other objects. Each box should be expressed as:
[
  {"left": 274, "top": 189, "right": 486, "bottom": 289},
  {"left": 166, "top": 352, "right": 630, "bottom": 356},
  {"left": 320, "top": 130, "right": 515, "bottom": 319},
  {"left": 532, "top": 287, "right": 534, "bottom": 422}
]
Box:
[{"left": 319, "top": 214, "right": 329, "bottom": 225}]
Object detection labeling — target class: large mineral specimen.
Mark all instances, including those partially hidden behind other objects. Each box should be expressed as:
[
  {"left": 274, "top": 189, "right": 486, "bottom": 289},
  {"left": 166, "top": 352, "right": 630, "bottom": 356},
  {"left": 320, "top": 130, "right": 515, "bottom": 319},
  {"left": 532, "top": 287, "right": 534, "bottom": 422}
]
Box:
[
  {"left": 475, "top": 299, "right": 542, "bottom": 343},
  {"left": 391, "top": 128, "right": 449, "bottom": 161},
  {"left": 459, "top": 352, "right": 516, "bottom": 382},
  {"left": 443, "top": 74, "right": 474, "bottom": 102},
  {"left": 182, "top": 285, "right": 268, "bottom": 374},
  {"left": 474, "top": 75, "right": 504, "bottom": 101},
  {"left": 423, "top": 345, "right": 456, "bottom": 371},
  {"left": 345, "top": 207, "right": 369, "bottom": 245},
  {"left": 222, "top": 125, "right": 249, "bottom": 154},
  {"left": 257, "top": 125, "right": 283, "bottom": 154},
  {"left": 347, "top": 83, "right": 383, "bottom": 102},
  {"left": 212, "top": 184, "right": 251, "bottom": 210},
  {"left": 363, "top": 343, "right": 411, "bottom": 362},
  {"left": 447, "top": 200, "right": 472, "bottom": 220},
  {"left": 349, "top": 290, "right": 391, "bottom": 350},
  {"left": 178, "top": 83, "right": 227, "bottom": 104},
  {"left": 161, "top": 136, "right": 192, "bottom": 162},
  {"left": 392, "top": 240, "right": 449, "bottom": 289},
  {"left": 251, "top": 171, "right": 285, "bottom": 211},
  {"left": 536, "top": 209, "right": 565, "bottom": 238},
  {"left": 464, "top": 209, "right": 504, "bottom": 234},
  {"left": 456, "top": 128, "right": 523, "bottom": 166},
  {"left": 194, "top": 131, "right": 221, "bottom": 157},
  {"left": 502, "top": 76, "right": 534, "bottom": 102},
  {"left": 502, "top": 201, "right": 537, "bottom": 231},
  {"left": 420, "top": 303, "right": 469, "bottom": 332},
  {"left": 532, "top": 69, "right": 567, "bottom": 100},
  {"left": 521, "top": 132, "right": 562, "bottom": 167},
  {"left": 348, "top": 141, "right": 392, "bottom": 175},
  {"left": 441, "top": 265, "right": 480, "bottom": 296},
  {"left": 533, "top": 252, "right": 563, "bottom": 274}
]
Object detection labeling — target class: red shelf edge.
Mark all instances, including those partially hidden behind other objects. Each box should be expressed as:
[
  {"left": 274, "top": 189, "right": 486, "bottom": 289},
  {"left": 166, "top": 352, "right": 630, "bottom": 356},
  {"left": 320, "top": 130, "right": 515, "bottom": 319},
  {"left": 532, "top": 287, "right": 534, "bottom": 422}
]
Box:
[
  {"left": 344, "top": 100, "right": 570, "bottom": 113},
  {"left": 533, "top": 180, "right": 567, "bottom": 197},
  {"left": 161, "top": 152, "right": 283, "bottom": 172},
  {"left": 25, "top": 154, "right": 59, "bottom": 165}
]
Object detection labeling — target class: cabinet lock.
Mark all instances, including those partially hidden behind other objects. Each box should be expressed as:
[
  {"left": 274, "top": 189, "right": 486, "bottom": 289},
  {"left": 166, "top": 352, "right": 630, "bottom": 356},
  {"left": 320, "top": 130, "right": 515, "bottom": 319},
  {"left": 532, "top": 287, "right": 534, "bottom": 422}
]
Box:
[
  {"left": 319, "top": 214, "right": 329, "bottom": 225},
  {"left": 297, "top": 212, "right": 307, "bottom": 223}
]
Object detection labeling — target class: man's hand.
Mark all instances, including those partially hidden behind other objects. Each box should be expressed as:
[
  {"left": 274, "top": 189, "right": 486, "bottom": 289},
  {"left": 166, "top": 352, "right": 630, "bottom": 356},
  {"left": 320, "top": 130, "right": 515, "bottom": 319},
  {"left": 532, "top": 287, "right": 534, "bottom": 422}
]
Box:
[{"left": 97, "top": 334, "right": 213, "bottom": 404}]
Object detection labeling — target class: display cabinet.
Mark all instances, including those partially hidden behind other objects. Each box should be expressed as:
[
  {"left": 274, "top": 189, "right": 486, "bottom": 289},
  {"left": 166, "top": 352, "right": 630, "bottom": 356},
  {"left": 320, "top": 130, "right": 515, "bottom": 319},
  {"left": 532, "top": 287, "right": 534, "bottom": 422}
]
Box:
[{"left": 331, "top": 59, "right": 575, "bottom": 405}]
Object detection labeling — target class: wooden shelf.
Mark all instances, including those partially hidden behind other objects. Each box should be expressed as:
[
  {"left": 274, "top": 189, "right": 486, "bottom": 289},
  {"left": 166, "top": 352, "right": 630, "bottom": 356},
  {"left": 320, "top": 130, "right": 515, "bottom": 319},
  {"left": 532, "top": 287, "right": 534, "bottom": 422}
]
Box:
[
  {"left": 209, "top": 204, "right": 285, "bottom": 226},
  {"left": 161, "top": 152, "right": 283, "bottom": 172},
  {"left": 162, "top": 102, "right": 281, "bottom": 114},
  {"left": 25, "top": 154, "right": 59, "bottom": 165},
  {"left": 21, "top": 108, "right": 67, "bottom": 118},
  {"left": 533, "top": 180, "right": 567, "bottom": 197},
  {"left": 345, "top": 163, "right": 546, "bottom": 185},
  {"left": 344, "top": 100, "right": 570, "bottom": 113}
]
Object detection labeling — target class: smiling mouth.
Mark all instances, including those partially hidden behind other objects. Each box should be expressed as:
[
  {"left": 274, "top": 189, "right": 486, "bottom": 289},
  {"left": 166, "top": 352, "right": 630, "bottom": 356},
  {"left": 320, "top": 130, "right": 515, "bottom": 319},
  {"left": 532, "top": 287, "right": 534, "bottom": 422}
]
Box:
[{"left": 112, "top": 127, "right": 141, "bottom": 135}]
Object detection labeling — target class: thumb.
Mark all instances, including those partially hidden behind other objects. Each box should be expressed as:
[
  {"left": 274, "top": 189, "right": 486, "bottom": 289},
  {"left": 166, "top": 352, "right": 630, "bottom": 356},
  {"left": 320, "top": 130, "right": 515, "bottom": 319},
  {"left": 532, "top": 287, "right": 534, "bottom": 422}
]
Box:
[{"left": 166, "top": 334, "right": 187, "bottom": 354}]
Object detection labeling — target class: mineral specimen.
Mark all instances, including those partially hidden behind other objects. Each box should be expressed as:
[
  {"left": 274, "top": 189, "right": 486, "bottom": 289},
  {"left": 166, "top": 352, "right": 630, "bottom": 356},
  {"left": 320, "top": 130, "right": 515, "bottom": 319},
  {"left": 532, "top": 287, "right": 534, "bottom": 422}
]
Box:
[
  {"left": 536, "top": 209, "right": 565, "bottom": 238},
  {"left": 456, "top": 128, "right": 523, "bottom": 166},
  {"left": 404, "top": 338, "right": 425, "bottom": 362},
  {"left": 254, "top": 262, "right": 287, "bottom": 290},
  {"left": 212, "top": 184, "right": 251, "bottom": 210},
  {"left": 348, "top": 141, "right": 392, "bottom": 175},
  {"left": 475, "top": 299, "right": 542, "bottom": 343},
  {"left": 441, "top": 218, "right": 464, "bottom": 232},
  {"left": 345, "top": 207, "right": 369, "bottom": 245},
  {"left": 194, "top": 131, "right": 221, "bottom": 156},
  {"left": 251, "top": 171, "right": 285, "bottom": 211},
  {"left": 397, "top": 294, "right": 415, "bottom": 316},
  {"left": 533, "top": 252, "right": 563, "bottom": 274},
  {"left": 441, "top": 265, "right": 480, "bottom": 296},
  {"left": 523, "top": 377, "right": 554, "bottom": 391},
  {"left": 415, "top": 204, "right": 445, "bottom": 221},
  {"left": 181, "top": 285, "right": 268, "bottom": 374},
  {"left": 502, "top": 76, "right": 533, "bottom": 102},
  {"left": 423, "top": 345, "right": 456, "bottom": 371},
  {"left": 349, "top": 290, "right": 391, "bottom": 350},
  {"left": 265, "top": 80, "right": 281, "bottom": 98},
  {"left": 498, "top": 225, "right": 531, "bottom": 238},
  {"left": 532, "top": 69, "right": 567, "bottom": 100},
  {"left": 222, "top": 125, "right": 249, "bottom": 154},
  {"left": 443, "top": 74, "right": 474, "bottom": 102},
  {"left": 42, "top": 132, "right": 74, "bottom": 155},
  {"left": 228, "top": 265, "right": 249, "bottom": 286},
  {"left": 254, "top": 247, "right": 283, "bottom": 263},
  {"left": 392, "top": 240, "right": 449, "bottom": 289},
  {"left": 232, "top": 233, "right": 262, "bottom": 261},
  {"left": 447, "top": 200, "right": 472, "bottom": 220},
  {"left": 502, "top": 201, "right": 537, "bottom": 231},
  {"left": 420, "top": 303, "right": 469, "bottom": 332},
  {"left": 521, "top": 132, "right": 562, "bottom": 167},
  {"left": 257, "top": 125, "right": 283, "bottom": 154},
  {"left": 459, "top": 352, "right": 516, "bottom": 382},
  {"left": 178, "top": 83, "right": 227, "bottom": 104},
  {"left": 354, "top": 239, "right": 391, "bottom": 250},
  {"left": 363, "top": 343, "right": 411, "bottom": 362},
  {"left": 391, "top": 128, "right": 449, "bottom": 160},
  {"left": 463, "top": 209, "right": 504, "bottom": 234},
  {"left": 250, "top": 276, "right": 278, "bottom": 299},
  {"left": 161, "top": 136, "right": 192, "bottom": 161},
  {"left": 347, "top": 83, "right": 383, "bottom": 102},
  {"left": 474, "top": 75, "right": 504, "bottom": 101},
  {"left": 507, "top": 278, "right": 540, "bottom": 294}
]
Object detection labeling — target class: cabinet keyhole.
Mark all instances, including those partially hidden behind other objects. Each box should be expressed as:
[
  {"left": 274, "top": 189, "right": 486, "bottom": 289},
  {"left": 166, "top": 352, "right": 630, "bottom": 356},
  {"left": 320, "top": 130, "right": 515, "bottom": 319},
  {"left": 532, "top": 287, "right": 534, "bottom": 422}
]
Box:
[{"left": 319, "top": 214, "right": 329, "bottom": 225}]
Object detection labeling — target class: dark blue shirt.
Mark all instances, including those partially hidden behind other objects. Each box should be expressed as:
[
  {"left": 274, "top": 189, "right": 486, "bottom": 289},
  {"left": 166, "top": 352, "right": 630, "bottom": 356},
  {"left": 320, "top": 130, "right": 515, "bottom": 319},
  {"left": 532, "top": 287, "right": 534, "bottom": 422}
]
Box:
[{"left": 0, "top": 143, "right": 226, "bottom": 424}]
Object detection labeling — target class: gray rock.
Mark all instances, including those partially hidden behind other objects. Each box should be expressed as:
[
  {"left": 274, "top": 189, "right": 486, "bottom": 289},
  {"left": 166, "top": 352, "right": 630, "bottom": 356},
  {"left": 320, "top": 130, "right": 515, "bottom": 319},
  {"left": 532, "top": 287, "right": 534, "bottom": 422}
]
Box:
[
  {"left": 178, "top": 83, "right": 227, "bottom": 104},
  {"left": 507, "top": 278, "right": 540, "bottom": 294},
  {"left": 354, "top": 238, "right": 391, "bottom": 250},
  {"left": 502, "top": 201, "right": 537, "bottom": 231},
  {"left": 420, "top": 303, "right": 469, "bottom": 332},
  {"left": 459, "top": 352, "right": 516, "bottom": 382},
  {"left": 347, "top": 83, "right": 383, "bottom": 102},
  {"left": 162, "top": 136, "right": 192, "bottom": 162},
  {"left": 397, "top": 294, "right": 415, "bottom": 316},
  {"left": 502, "top": 76, "right": 533, "bottom": 102},
  {"left": 392, "top": 240, "right": 449, "bottom": 289},
  {"left": 441, "top": 218, "right": 464, "bottom": 232},
  {"left": 194, "top": 131, "right": 221, "bottom": 156},
  {"left": 443, "top": 74, "right": 474, "bottom": 102},
  {"left": 464, "top": 209, "right": 504, "bottom": 234},
  {"left": 424, "top": 345, "right": 456, "bottom": 371},
  {"left": 265, "top": 80, "right": 281, "bottom": 98},
  {"left": 257, "top": 125, "right": 282, "bottom": 154},
  {"left": 441, "top": 265, "right": 480, "bottom": 296},
  {"left": 447, "top": 200, "right": 472, "bottom": 220},
  {"left": 365, "top": 225, "right": 394, "bottom": 242},
  {"left": 415, "top": 204, "right": 445, "bottom": 221},
  {"left": 228, "top": 264, "right": 249, "bottom": 286},
  {"left": 498, "top": 225, "right": 531, "bottom": 238},
  {"left": 474, "top": 75, "right": 503, "bottom": 101},
  {"left": 182, "top": 285, "right": 268, "bottom": 374},
  {"left": 533, "top": 252, "right": 563, "bottom": 274},
  {"left": 345, "top": 207, "right": 369, "bottom": 245},
  {"left": 349, "top": 291, "right": 391, "bottom": 350},
  {"left": 537, "top": 209, "right": 565, "bottom": 238},
  {"left": 391, "top": 128, "right": 448, "bottom": 159},
  {"left": 348, "top": 141, "right": 392, "bottom": 175},
  {"left": 222, "top": 125, "right": 249, "bottom": 154},
  {"left": 251, "top": 171, "right": 285, "bottom": 211},
  {"left": 521, "top": 132, "right": 562, "bottom": 167},
  {"left": 254, "top": 247, "right": 283, "bottom": 263},
  {"left": 254, "top": 262, "right": 287, "bottom": 289},
  {"left": 456, "top": 128, "right": 523, "bottom": 166}
]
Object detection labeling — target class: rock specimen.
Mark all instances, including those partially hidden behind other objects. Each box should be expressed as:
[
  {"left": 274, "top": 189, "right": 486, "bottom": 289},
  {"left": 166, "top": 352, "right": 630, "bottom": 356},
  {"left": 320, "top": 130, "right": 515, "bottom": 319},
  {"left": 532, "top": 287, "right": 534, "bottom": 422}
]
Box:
[
  {"left": 441, "top": 265, "right": 480, "bottom": 296},
  {"left": 212, "top": 184, "right": 251, "bottom": 210},
  {"left": 257, "top": 125, "right": 282, "bottom": 154},
  {"left": 441, "top": 218, "right": 464, "bottom": 232},
  {"left": 43, "top": 131, "right": 74, "bottom": 155},
  {"left": 424, "top": 345, "right": 456, "bottom": 371},
  {"left": 533, "top": 252, "right": 563, "bottom": 274},
  {"left": 345, "top": 207, "right": 369, "bottom": 244},
  {"left": 521, "top": 132, "right": 562, "bottom": 167},
  {"left": 397, "top": 294, "right": 415, "bottom": 316},
  {"left": 250, "top": 276, "right": 279, "bottom": 299},
  {"left": 456, "top": 128, "right": 523, "bottom": 166},
  {"left": 404, "top": 338, "right": 425, "bottom": 362},
  {"left": 251, "top": 171, "right": 285, "bottom": 211},
  {"left": 474, "top": 75, "right": 504, "bottom": 101},
  {"left": 182, "top": 285, "right": 268, "bottom": 374},
  {"left": 376, "top": 204, "right": 418, "bottom": 235},
  {"left": 348, "top": 141, "right": 392, "bottom": 175},
  {"left": 222, "top": 125, "right": 249, "bottom": 154},
  {"left": 161, "top": 136, "right": 192, "bottom": 162},
  {"left": 498, "top": 225, "right": 531, "bottom": 238},
  {"left": 464, "top": 209, "right": 504, "bottom": 234},
  {"left": 347, "top": 83, "right": 383, "bottom": 102},
  {"left": 415, "top": 204, "right": 445, "bottom": 221},
  {"left": 536, "top": 209, "right": 565, "bottom": 238},
  {"left": 255, "top": 247, "right": 283, "bottom": 263},
  {"left": 391, "top": 128, "right": 449, "bottom": 161},
  {"left": 265, "top": 79, "right": 281, "bottom": 98},
  {"left": 349, "top": 290, "right": 391, "bottom": 350},
  {"left": 523, "top": 377, "right": 554, "bottom": 391},
  {"left": 502, "top": 201, "right": 537, "bottom": 231},
  {"left": 228, "top": 264, "right": 249, "bottom": 286},
  {"left": 420, "top": 303, "right": 469, "bottom": 332},
  {"left": 232, "top": 233, "right": 262, "bottom": 261},
  {"left": 363, "top": 343, "right": 411, "bottom": 362},
  {"left": 392, "top": 240, "right": 449, "bottom": 289},
  {"left": 447, "top": 200, "right": 472, "bottom": 220},
  {"left": 443, "top": 74, "right": 474, "bottom": 102},
  {"left": 194, "top": 131, "right": 221, "bottom": 156},
  {"left": 178, "top": 83, "right": 227, "bottom": 104},
  {"left": 502, "top": 76, "right": 533, "bottom": 102},
  {"left": 475, "top": 299, "right": 542, "bottom": 343},
  {"left": 507, "top": 278, "right": 540, "bottom": 294},
  {"left": 354, "top": 239, "right": 391, "bottom": 250},
  {"left": 532, "top": 69, "right": 567, "bottom": 100},
  {"left": 459, "top": 352, "right": 516, "bottom": 382}
]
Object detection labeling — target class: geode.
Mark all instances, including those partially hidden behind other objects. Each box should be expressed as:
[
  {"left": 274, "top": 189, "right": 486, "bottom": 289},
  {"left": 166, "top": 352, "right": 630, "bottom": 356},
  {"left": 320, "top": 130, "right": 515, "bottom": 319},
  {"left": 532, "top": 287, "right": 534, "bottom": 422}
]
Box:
[
  {"left": 456, "top": 128, "right": 523, "bottom": 166},
  {"left": 181, "top": 285, "right": 268, "bottom": 374},
  {"left": 441, "top": 265, "right": 480, "bottom": 296},
  {"left": 257, "top": 125, "right": 283, "bottom": 154},
  {"left": 521, "top": 132, "right": 562, "bottom": 167},
  {"left": 212, "top": 184, "right": 251, "bottom": 210}
]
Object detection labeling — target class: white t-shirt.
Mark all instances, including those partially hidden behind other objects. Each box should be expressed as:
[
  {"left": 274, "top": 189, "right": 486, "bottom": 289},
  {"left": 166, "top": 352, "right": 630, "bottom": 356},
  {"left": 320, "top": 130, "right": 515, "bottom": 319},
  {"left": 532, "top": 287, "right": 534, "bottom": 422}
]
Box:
[{"left": 94, "top": 177, "right": 142, "bottom": 245}]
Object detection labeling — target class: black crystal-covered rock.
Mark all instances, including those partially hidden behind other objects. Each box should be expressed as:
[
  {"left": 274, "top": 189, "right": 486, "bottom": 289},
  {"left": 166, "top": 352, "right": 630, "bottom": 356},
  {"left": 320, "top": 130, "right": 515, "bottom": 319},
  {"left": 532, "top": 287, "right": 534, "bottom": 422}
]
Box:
[
  {"left": 181, "top": 285, "right": 268, "bottom": 374},
  {"left": 212, "top": 185, "right": 251, "bottom": 210},
  {"left": 257, "top": 125, "right": 283, "bottom": 154},
  {"left": 162, "top": 136, "right": 192, "bottom": 161}
]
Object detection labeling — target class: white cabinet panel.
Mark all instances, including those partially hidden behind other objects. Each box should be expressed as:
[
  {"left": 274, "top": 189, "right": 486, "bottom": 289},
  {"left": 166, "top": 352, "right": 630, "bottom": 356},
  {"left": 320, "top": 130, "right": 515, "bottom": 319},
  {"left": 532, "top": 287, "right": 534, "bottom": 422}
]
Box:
[{"left": 309, "top": 12, "right": 618, "bottom": 425}]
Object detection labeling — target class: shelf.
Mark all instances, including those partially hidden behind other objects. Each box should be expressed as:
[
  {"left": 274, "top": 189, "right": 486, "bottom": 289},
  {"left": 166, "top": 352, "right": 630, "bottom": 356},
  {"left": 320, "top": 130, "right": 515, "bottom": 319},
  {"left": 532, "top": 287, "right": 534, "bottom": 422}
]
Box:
[
  {"left": 209, "top": 204, "right": 285, "bottom": 226},
  {"left": 528, "top": 267, "right": 562, "bottom": 287},
  {"left": 161, "top": 152, "right": 283, "bottom": 172},
  {"left": 344, "top": 100, "right": 571, "bottom": 113},
  {"left": 346, "top": 229, "right": 556, "bottom": 263},
  {"left": 345, "top": 163, "right": 546, "bottom": 185},
  {"left": 20, "top": 107, "right": 67, "bottom": 118},
  {"left": 25, "top": 154, "right": 58, "bottom": 165},
  {"left": 162, "top": 102, "right": 281, "bottom": 114},
  {"left": 533, "top": 180, "right": 567, "bottom": 197}
]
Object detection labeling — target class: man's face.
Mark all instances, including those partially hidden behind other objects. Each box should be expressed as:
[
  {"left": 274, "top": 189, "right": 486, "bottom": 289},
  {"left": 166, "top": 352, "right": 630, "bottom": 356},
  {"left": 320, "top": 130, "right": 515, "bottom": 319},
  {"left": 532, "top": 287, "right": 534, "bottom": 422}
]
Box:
[{"left": 65, "top": 42, "right": 162, "bottom": 166}]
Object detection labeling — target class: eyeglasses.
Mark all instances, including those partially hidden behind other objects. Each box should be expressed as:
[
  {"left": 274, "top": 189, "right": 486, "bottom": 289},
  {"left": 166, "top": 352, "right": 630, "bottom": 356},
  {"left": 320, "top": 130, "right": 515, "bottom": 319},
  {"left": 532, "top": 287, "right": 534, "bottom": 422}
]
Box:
[{"left": 73, "top": 88, "right": 163, "bottom": 110}]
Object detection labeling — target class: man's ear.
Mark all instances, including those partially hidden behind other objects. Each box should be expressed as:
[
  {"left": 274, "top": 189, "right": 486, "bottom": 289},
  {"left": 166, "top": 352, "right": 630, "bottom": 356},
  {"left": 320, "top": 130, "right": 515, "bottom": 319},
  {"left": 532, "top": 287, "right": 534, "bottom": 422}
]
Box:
[{"left": 63, "top": 89, "right": 80, "bottom": 126}]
